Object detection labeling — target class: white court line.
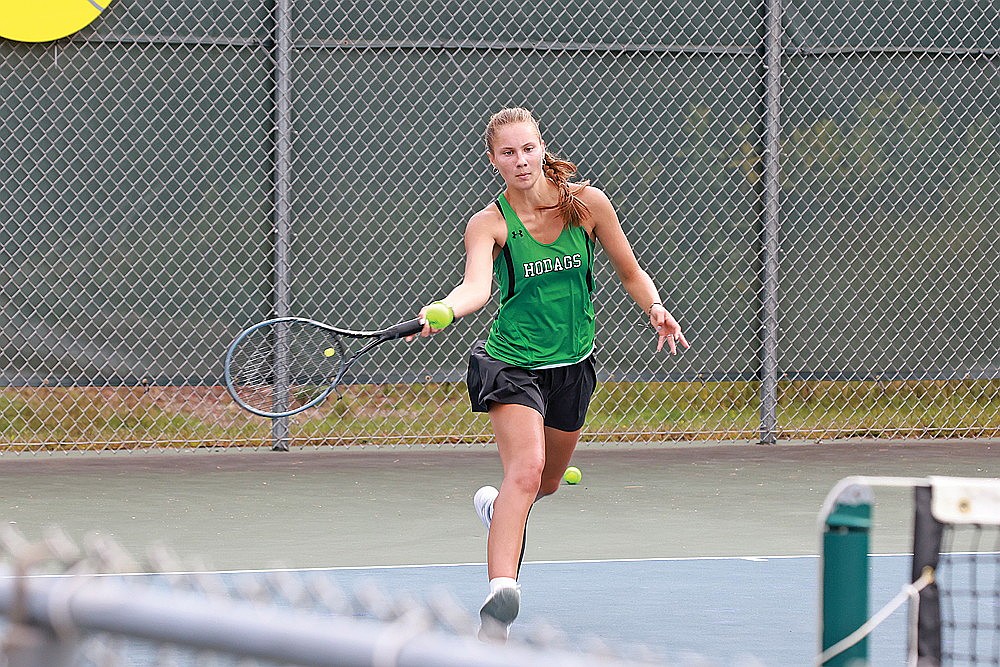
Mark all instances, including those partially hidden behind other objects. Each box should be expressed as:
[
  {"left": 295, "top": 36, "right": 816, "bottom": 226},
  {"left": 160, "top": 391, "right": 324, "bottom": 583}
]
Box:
[
  {"left": 2, "top": 553, "right": 823, "bottom": 579},
  {"left": 151, "top": 553, "right": 830, "bottom": 576},
  {"left": 13, "top": 551, "right": 997, "bottom": 580}
]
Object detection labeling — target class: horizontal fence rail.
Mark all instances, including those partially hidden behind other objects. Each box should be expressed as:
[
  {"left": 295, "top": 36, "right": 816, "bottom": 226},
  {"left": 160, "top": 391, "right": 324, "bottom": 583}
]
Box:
[{"left": 0, "top": 529, "right": 667, "bottom": 666}]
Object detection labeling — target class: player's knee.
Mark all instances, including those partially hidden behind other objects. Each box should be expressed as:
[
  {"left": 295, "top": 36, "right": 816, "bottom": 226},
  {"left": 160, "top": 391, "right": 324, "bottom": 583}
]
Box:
[
  {"left": 537, "top": 477, "right": 561, "bottom": 498},
  {"left": 506, "top": 460, "right": 544, "bottom": 497}
]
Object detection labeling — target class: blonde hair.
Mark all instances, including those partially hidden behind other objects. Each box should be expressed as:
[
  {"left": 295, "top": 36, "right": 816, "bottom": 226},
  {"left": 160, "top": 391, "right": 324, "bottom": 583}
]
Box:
[{"left": 484, "top": 107, "right": 590, "bottom": 228}]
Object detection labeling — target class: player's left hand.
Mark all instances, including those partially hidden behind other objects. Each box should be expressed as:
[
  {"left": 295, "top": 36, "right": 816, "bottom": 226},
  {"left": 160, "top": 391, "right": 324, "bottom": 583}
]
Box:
[
  {"left": 650, "top": 304, "right": 690, "bottom": 354},
  {"left": 406, "top": 306, "right": 443, "bottom": 341}
]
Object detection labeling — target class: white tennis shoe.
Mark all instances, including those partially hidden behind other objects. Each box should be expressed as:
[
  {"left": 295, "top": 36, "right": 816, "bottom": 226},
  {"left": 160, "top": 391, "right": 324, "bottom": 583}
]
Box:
[
  {"left": 473, "top": 485, "right": 498, "bottom": 531},
  {"left": 478, "top": 584, "right": 520, "bottom": 643}
]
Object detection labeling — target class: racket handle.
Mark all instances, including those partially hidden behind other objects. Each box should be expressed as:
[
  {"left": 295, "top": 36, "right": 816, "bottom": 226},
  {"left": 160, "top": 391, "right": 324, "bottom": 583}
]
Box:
[{"left": 382, "top": 317, "right": 425, "bottom": 340}]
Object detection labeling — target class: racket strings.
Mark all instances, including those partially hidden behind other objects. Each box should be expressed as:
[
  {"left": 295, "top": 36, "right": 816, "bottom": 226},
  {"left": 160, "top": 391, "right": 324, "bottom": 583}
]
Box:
[{"left": 229, "top": 321, "right": 344, "bottom": 415}]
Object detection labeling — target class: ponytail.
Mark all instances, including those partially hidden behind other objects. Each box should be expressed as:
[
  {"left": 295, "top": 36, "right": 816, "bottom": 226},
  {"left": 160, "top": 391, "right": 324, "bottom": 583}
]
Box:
[{"left": 540, "top": 151, "right": 590, "bottom": 228}]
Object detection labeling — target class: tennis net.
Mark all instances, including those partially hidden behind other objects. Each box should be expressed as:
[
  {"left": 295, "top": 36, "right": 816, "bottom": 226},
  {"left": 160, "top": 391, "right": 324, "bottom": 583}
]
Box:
[{"left": 819, "top": 476, "right": 1000, "bottom": 667}]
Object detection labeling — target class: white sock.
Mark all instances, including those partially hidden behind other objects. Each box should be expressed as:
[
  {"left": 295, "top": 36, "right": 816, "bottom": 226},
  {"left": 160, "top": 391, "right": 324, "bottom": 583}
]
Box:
[{"left": 489, "top": 577, "right": 518, "bottom": 594}]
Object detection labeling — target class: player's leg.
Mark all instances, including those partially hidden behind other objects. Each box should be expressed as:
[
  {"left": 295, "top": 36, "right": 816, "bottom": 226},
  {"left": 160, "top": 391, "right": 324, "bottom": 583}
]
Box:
[
  {"left": 478, "top": 401, "right": 545, "bottom": 641},
  {"left": 536, "top": 358, "right": 594, "bottom": 499},
  {"left": 476, "top": 426, "right": 570, "bottom": 576},
  {"left": 537, "top": 426, "right": 583, "bottom": 499},
  {"left": 482, "top": 425, "right": 580, "bottom": 641},
  {"left": 508, "top": 426, "right": 579, "bottom": 581},
  {"left": 487, "top": 402, "right": 545, "bottom": 579}
]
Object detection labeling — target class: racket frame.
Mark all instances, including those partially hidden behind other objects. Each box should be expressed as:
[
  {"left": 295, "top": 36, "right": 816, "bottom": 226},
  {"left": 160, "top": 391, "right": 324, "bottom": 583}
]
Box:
[{"left": 224, "top": 316, "right": 423, "bottom": 418}]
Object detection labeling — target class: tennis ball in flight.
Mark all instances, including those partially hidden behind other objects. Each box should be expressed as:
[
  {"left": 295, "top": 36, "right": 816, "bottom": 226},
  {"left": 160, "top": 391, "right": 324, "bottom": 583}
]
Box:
[
  {"left": 424, "top": 302, "right": 454, "bottom": 329},
  {"left": 323, "top": 348, "right": 336, "bottom": 357},
  {"left": 563, "top": 466, "right": 582, "bottom": 485},
  {"left": 0, "top": 0, "right": 111, "bottom": 43}
]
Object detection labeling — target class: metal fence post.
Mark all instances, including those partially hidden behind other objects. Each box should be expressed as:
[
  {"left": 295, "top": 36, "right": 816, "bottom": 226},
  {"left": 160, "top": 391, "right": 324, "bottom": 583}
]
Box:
[
  {"left": 271, "top": 0, "right": 294, "bottom": 451},
  {"left": 758, "top": 0, "right": 783, "bottom": 445}
]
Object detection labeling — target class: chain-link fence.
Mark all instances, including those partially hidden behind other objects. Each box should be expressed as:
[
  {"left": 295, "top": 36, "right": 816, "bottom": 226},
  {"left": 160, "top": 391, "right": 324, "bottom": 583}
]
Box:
[
  {"left": 0, "top": 527, "right": 671, "bottom": 666},
  {"left": 2, "top": 0, "right": 998, "bottom": 451}
]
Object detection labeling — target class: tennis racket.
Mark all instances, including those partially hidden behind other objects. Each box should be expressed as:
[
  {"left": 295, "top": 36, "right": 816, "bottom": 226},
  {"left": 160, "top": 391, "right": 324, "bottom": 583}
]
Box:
[{"left": 224, "top": 316, "right": 423, "bottom": 418}]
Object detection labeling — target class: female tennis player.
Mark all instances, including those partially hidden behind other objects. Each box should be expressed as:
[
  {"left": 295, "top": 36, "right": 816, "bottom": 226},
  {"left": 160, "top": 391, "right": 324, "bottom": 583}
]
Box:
[{"left": 414, "top": 107, "right": 689, "bottom": 642}]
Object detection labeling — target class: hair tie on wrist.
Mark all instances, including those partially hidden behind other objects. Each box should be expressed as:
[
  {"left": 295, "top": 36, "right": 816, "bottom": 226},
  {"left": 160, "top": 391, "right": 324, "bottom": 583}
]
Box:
[{"left": 648, "top": 302, "right": 662, "bottom": 315}]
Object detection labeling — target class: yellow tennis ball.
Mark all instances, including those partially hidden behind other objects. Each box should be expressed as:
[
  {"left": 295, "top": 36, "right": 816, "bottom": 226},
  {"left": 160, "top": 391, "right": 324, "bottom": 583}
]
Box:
[
  {"left": 323, "top": 347, "right": 336, "bottom": 357},
  {"left": 0, "top": 0, "right": 111, "bottom": 43},
  {"left": 424, "top": 302, "right": 454, "bottom": 329},
  {"left": 563, "top": 466, "right": 582, "bottom": 485}
]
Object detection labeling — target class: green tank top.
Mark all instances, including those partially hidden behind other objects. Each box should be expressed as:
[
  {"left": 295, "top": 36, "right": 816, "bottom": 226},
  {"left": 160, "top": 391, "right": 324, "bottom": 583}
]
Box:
[{"left": 485, "top": 193, "right": 596, "bottom": 369}]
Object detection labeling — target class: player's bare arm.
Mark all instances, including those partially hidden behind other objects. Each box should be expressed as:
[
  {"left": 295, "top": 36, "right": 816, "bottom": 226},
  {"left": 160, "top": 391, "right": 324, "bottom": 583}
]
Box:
[
  {"left": 583, "top": 186, "right": 689, "bottom": 353},
  {"left": 444, "top": 208, "right": 504, "bottom": 317},
  {"left": 414, "top": 207, "right": 506, "bottom": 337}
]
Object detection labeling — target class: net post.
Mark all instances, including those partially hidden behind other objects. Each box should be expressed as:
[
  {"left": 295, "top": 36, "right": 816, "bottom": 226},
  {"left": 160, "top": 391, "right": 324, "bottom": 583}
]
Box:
[
  {"left": 821, "top": 482, "right": 873, "bottom": 666},
  {"left": 911, "top": 484, "right": 943, "bottom": 664}
]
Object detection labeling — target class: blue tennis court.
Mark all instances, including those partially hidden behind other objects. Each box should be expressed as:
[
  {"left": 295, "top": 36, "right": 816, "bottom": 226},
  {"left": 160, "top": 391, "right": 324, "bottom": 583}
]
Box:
[
  {"left": 179, "top": 554, "right": 913, "bottom": 665},
  {"left": 0, "top": 441, "right": 996, "bottom": 664}
]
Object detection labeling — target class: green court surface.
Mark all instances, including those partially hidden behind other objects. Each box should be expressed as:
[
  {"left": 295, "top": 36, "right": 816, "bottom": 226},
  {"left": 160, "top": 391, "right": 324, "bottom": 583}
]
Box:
[{"left": 0, "top": 440, "right": 996, "bottom": 663}]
